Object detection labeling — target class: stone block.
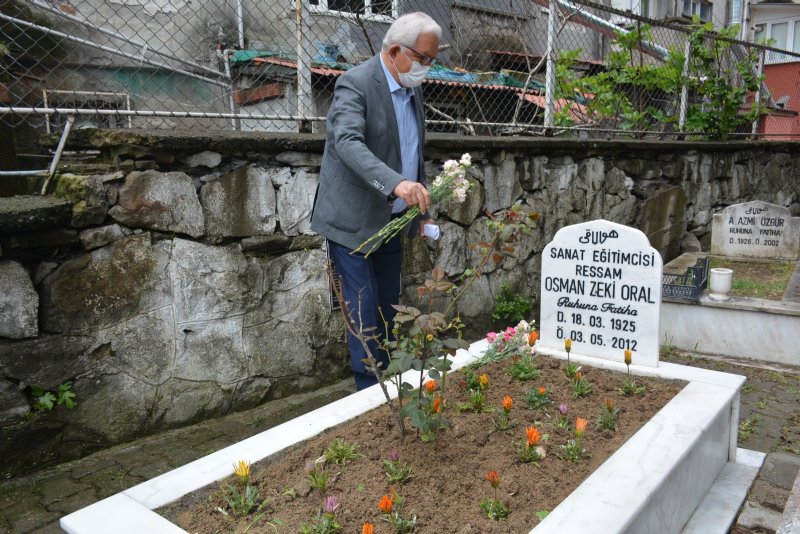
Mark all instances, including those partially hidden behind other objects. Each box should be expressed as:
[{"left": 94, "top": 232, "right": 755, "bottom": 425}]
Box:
[
  {"left": 169, "top": 238, "right": 263, "bottom": 324},
  {"left": 0, "top": 195, "right": 72, "bottom": 234},
  {"left": 433, "top": 221, "right": 466, "bottom": 277},
  {"left": 0, "top": 261, "right": 38, "bottom": 339},
  {"left": 109, "top": 170, "right": 204, "bottom": 237},
  {"left": 737, "top": 501, "right": 783, "bottom": 532},
  {"left": 275, "top": 151, "right": 322, "bottom": 167},
  {"left": 762, "top": 452, "right": 800, "bottom": 491},
  {"left": 276, "top": 169, "right": 317, "bottom": 236},
  {"left": 483, "top": 155, "right": 522, "bottom": 212},
  {"left": 182, "top": 151, "right": 222, "bottom": 168},
  {"left": 53, "top": 174, "right": 109, "bottom": 228},
  {"left": 201, "top": 166, "right": 276, "bottom": 238},
  {"left": 40, "top": 234, "right": 171, "bottom": 334},
  {"left": 78, "top": 224, "right": 128, "bottom": 251}
]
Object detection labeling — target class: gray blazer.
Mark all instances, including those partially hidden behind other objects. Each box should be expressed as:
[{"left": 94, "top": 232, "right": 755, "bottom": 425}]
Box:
[{"left": 310, "top": 55, "right": 426, "bottom": 253}]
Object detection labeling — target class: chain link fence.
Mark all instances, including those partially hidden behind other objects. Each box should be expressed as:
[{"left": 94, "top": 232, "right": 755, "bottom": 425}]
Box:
[{"left": 1, "top": 0, "right": 799, "bottom": 152}]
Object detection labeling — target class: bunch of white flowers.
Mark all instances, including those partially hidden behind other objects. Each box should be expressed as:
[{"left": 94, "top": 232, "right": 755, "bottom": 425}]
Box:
[{"left": 353, "top": 154, "right": 472, "bottom": 256}]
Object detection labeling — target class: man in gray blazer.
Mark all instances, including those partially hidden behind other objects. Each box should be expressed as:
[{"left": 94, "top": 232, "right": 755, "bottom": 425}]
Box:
[{"left": 311, "top": 12, "right": 442, "bottom": 390}]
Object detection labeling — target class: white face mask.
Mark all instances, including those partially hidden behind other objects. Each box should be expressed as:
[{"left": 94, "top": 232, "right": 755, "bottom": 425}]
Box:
[{"left": 392, "top": 49, "right": 430, "bottom": 88}]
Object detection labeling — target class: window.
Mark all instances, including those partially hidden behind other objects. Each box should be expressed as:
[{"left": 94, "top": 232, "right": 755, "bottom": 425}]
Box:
[
  {"left": 754, "top": 18, "right": 800, "bottom": 63},
  {"left": 682, "top": 0, "right": 712, "bottom": 22},
  {"left": 42, "top": 90, "right": 132, "bottom": 134},
  {"left": 608, "top": 0, "right": 649, "bottom": 17},
  {"left": 309, "top": 0, "right": 395, "bottom": 19}
]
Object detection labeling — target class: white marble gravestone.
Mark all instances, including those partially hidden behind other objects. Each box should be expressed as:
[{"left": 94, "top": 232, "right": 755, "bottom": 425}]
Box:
[
  {"left": 711, "top": 201, "right": 800, "bottom": 260},
  {"left": 539, "top": 220, "right": 663, "bottom": 367}
]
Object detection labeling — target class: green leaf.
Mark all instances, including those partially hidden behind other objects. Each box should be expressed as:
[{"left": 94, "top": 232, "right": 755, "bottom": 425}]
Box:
[
  {"left": 58, "top": 389, "right": 76, "bottom": 409},
  {"left": 536, "top": 509, "right": 550, "bottom": 520},
  {"left": 37, "top": 392, "right": 56, "bottom": 411}
]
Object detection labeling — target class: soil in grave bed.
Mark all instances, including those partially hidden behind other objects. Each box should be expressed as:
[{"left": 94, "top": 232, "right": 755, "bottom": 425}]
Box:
[{"left": 159, "top": 356, "right": 684, "bottom": 533}]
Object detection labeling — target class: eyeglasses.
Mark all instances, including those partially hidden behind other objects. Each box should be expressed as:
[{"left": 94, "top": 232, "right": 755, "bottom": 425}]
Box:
[{"left": 402, "top": 45, "right": 436, "bottom": 66}]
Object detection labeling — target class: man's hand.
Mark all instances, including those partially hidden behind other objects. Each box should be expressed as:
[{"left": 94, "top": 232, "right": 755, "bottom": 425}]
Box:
[{"left": 393, "top": 180, "right": 430, "bottom": 213}]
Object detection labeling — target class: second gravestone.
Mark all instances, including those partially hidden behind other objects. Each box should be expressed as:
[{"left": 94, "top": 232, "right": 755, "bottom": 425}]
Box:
[
  {"left": 711, "top": 201, "right": 800, "bottom": 260},
  {"left": 539, "top": 220, "right": 663, "bottom": 367}
]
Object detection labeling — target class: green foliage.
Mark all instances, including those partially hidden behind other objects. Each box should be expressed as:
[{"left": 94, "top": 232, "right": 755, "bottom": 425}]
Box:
[
  {"left": 480, "top": 498, "right": 511, "bottom": 520},
  {"left": 535, "top": 509, "right": 551, "bottom": 521},
  {"left": 491, "top": 282, "right": 532, "bottom": 323},
  {"left": 595, "top": 401, "right": 620, "bottom": 432},
  {"left": 507, "top": 353, "right": 541, "bottom": 381},
  {"left": 322, "top": 438, "right": 360, "bottom": 465},
  {"left": 300, "top": 512, "right": 342, "bottom": 534},
  {"left": 554, "top": 21, "right": 763, "bottom": 139},
  {"left": 383, "top": 459, "right": 413, "bottom": 485},
  {"left": 29, "top": 381, "right": 76, "bottom": 413},
  {"left": 305, "top": 463, "right": 331, "bottom": 492},
  {"left": 563, "top": 362, "right": 581, "bottom": 380},
  {"left": 559, "top": 439, "right": 591, "bottom": 462},
  {"left": 617, "top": 376, "right": 646, "bottom": 397},
  {"left": 225, "top": 484, "right": 267, "bottom": 517},
  {"left": 571, "top": 375, "right": 593, "bottom": 399},
  {"left": 458, "top": 388, "right": 487, "bottom": 414},
  {"left": 525, "top": 386, "right": 552, "bottom": 411}
]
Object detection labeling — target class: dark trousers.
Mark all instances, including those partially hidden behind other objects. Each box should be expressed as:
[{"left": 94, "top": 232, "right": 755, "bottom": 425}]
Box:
[{"left": 327, "top": 235, "right": 402, "bottom": 390}]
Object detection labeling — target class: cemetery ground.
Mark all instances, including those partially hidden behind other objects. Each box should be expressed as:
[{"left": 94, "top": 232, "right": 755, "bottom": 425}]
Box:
[{"left": 0, "top": 347, "right": 797, "bottom": 533}]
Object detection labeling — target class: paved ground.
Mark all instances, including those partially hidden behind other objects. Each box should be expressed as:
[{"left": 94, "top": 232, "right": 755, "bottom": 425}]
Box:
[{"left": 1, "top": 262, "right": 799, "bottom": 534}]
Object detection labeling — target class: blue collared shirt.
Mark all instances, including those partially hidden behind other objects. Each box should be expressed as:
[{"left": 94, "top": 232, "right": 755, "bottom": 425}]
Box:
[{"left": 380, "top": 56, "right": 420, "bottom": 213}]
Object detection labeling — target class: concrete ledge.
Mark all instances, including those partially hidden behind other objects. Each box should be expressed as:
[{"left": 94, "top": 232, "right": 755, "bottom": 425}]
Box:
[{"left": 660, "top": 298, "right": 800, "bottom": 365}]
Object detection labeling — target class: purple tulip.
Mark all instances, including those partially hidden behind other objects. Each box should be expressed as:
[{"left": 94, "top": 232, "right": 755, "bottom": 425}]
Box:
[
  {"left": 305, "top": 459, "right": 316, "bottom": 473},
  {"left": 389, "top": 449, "right": 400, "bottom": 462},
  {"left": 323, "top": 495, "right": 340, "bottom": 514},
  {"left": 559, "top": 403, "right": 569, "bottom": 415}
]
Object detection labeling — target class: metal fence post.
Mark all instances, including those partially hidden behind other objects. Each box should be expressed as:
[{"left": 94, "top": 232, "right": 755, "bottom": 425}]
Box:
[
  {"left": 678, "top": 39, "right": 691, "bottom": 135},
  {"left": 544, "top": 0, "right": 558, "bottom": 133},
  {"left": 751, "top": 48, "right": 765, "bottom": 138},
  {"left": 296, "top": 0, "right": 313, "bottom": 133}
]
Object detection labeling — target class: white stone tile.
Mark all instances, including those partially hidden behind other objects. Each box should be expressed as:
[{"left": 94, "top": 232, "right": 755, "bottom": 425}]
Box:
[
  {"left": 736, "top": 448, "right": 767, "bottom": 469},
  {"left": 681, "top": 454, "right": 763, "bottom": 534},
  {"left": 60, "top": 493, "right": 186, "bottom": 534}
]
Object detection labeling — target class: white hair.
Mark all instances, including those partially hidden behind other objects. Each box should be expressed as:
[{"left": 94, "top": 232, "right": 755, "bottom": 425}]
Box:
[{"left": 381, "top": 12, "right": 442, "bottom": 51}]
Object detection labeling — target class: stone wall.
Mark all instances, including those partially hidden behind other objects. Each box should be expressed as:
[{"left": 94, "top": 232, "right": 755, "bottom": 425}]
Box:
[{"left": 1, "top": 130, "right": 798, "bottom": 477}]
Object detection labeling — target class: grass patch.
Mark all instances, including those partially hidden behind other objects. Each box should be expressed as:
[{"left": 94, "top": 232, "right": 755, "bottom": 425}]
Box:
[
  {"left": 710, "top": 258, "right": 795, "bottom": 300},
  {"left": 739, "top": 415, "right": 759, "bottom": 442}
]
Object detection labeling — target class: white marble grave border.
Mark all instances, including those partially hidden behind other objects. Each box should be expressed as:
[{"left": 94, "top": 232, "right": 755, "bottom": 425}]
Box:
[{"left": 62, "top": 340, "right": 749, "bottom": 534}]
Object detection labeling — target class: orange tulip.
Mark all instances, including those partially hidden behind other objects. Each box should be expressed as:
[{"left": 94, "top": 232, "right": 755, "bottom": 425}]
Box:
[
  {"left": 565, "top": 338, "right": 572, "bottom": 352},
  {"left": 479, "top": 373, "right": 489, "bottom": 389},
  {"left": 575, "top": 417, "right": 588, "bottom": 437},
  {"left": 624, "top": 349, "right": 632, "bottom": 366},
  {"left": 606, "top": 399, "right": 615, "bottom": 410},
  {"left": 575, "top": 371, "right": 582, "bottom": 380},
  {"left": 485, "top": 470, "right": 500, "bottom": 488},
  {"left": 528, "top": 331, "right": 539, "bottom": 345},
  {"left": 362, "top": 523, "right": 375, "bottom": 534},
  {"left": 377, "top": 494, "right": 393, "bottom": 514},
  {"left": 502, "top": 395, "right": 513, "bottom": 412},
  {"left": 425, "top": 380, "right": 437, "bottom": 394},
  {"left": 432, "top": 396, "right": 442, "bottom": 413},
  {"left": 538, "top": 386, "right": 546, "bottom": 395},
  {"left": 525, "top": 426, "right": 541, "bottom": 447}
]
